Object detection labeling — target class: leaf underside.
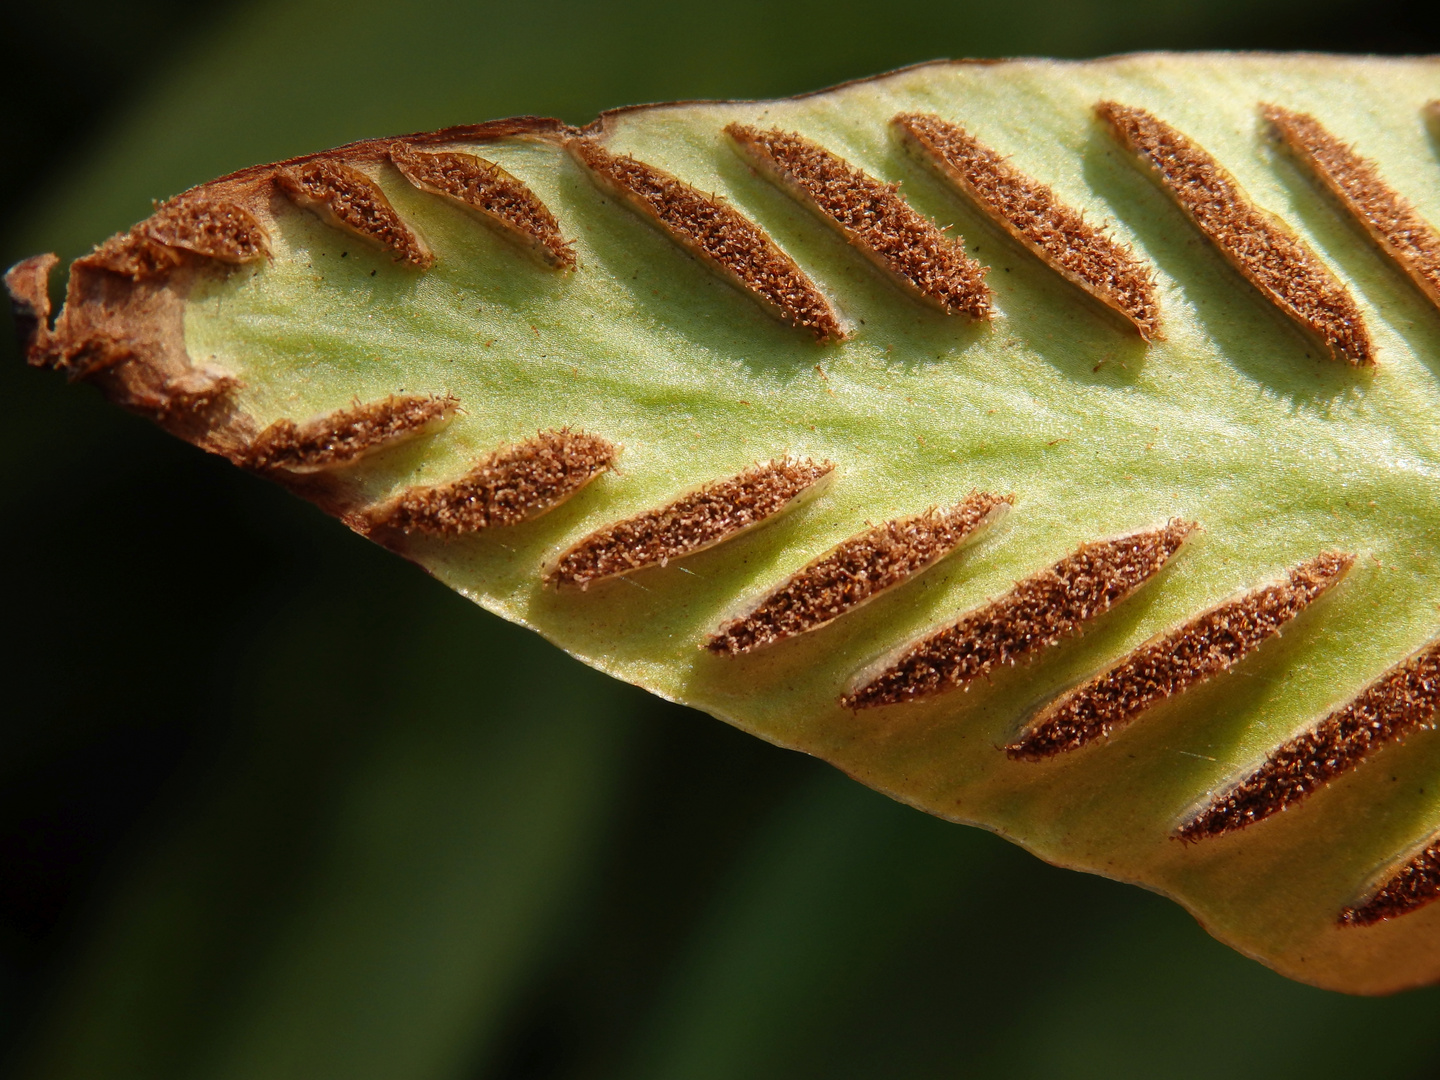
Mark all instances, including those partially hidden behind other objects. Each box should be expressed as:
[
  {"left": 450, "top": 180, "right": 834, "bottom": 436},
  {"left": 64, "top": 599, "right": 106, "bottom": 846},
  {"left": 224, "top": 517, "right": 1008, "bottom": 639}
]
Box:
[{"left": 13, "top": 53, "right": 1440, "bottom": 994}]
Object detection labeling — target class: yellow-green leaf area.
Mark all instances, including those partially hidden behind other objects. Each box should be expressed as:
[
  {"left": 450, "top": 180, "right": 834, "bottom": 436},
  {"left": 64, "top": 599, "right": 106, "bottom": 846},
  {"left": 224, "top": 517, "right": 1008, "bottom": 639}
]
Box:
[{"left": 182, "top": 53, "right": 1440, "bottom": 992}]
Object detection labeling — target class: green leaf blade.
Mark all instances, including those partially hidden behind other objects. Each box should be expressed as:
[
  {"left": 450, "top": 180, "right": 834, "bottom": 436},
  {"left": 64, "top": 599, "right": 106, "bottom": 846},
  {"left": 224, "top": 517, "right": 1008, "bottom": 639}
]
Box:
[{"left": 21, "top": 52, "right": 1440, "bottom": 992}]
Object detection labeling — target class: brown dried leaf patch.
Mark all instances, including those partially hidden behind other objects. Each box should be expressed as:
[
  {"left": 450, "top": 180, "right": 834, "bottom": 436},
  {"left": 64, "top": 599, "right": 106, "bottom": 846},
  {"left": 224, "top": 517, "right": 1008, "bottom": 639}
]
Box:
[
  {"left": 569, "top": 139, "right": 845, "bottom": 341},
  {"left": 708, "top": 491, "right": 1011, "bottom": 655},
  {"left": 366, "top": 429, "right": 615, "bottom": 536},
  {"left": 5, "top": 252, "right": 250, "bottom": 454},
  {"left": 275, "top": 160, "right": 433, "bottom": 268},
  {"left": 726, "top": 124, "right": 992, "bottom": 318},
  {"left": 894, "top": 112, "right": 1159, "bottom": 338},
  {"left": 843, "top": 520, "right": 1196, "bottom": 710},
  {"left": 390, "top": 145, "right": 575, "bottom": 269},
  {"left": 1180, "top": 639, "right": 1440, "bottom": 840},
  {"left": 1010, "top": 551, "right": 1354, "bottom": 761},
  {"left": 548, "top": 458, "right": 834, "bottom": 589},
  {"left": 1265, "top": 105, "right": 1440, "bottom": 310},
  {"left": 241, "top": 394, "right": 459, "bottom": 473},
  {"left": 1098, "top": 102, "right": 1373, "bottom": 366}
]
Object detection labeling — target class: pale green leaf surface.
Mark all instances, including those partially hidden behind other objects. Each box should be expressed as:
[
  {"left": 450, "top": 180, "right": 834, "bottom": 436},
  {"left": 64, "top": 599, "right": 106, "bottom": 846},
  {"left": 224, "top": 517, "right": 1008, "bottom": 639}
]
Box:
[{"left": 35, "top": 53, "right": 1440, "bottom": 992}]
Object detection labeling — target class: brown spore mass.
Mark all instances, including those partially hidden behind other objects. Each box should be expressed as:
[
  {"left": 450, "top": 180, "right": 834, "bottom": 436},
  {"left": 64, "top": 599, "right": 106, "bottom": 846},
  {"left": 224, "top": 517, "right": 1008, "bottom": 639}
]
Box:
[
  {"left": 1180, "top": 639, "right": 1440, "bottom": 841},
  {"left": 894, "top": 112, "right": 1159, "bottom": 338},
  {"left": 726, "top": 124, "right": 992, "bottom": 318},
  {"left": 1265, "top": 104, "right": 1440, "bottom": 311},
  {"left": 842, "top": 520, "right": 1196, "bottom": 710},
  {"left": 390, "top": 144, "right": 575, "bottom": 269},
  {"left": 548, "top": 458, "right": 834, "bottom": 589},
  {"left": 368, "top": 429, "right": 615, "bottom": 536},
  {"left": 1342, "top": 836, "right": 1440, "bottom": 927},
  {"left": 1097, "top": 101, "right": 1374, "bottom": 366},
  {"left": 241, "top": 394, "right": 459, "bottom": 472},
  {"left": 1010, "top": 551, "right": 1353, "bottom": 761},
  {"left": 569, "top": 139, "right": 844, "bottom": 341},
  {"left": 146, "top": 200, "right": 270, "bottom": 263},
  {"left": 708, "top": 491, "right": 1012, "bottom": 655},
  {"left": 275, "top": 160, "right": 433, "bottom": 268},
  {"left": 79, "top": 199, "right": 270, "bottom": 281}
]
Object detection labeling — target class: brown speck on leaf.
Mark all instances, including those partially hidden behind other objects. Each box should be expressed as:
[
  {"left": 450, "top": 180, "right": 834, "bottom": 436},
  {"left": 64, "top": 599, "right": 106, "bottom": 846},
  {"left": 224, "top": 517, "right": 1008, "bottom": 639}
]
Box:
[
  {"left": 568, "top": 138, "right": 845, "bottom": 341},
  {"left": 1009, "top": 551, "right": 1353, "bottom": 761},
  {"left": 390, "top": 143, "right": 574, "bottom": 269},
  {"left": 894, "top": 113, "right": 1159, "bottom": 338},
  {"left": 1097, "top": 101, "right": 1374, "bottom": 366},
  {"left": 365, "top": 429, "right": 615, "bottom": 536},
  {"left": 1180, "top": 637, "right": 1440, "bottom": 841},
  {"left": 708, "top": 491, "right": 1012, "bottom": 655},
  {"left": 1265, "top": 104, "right": 1440, "bottom": 313},
  {"left": 726, "top": 123, "right": 992, "bottom": 319},
  {"left": 843, "top": 519, "right": 1196, "bottom": 710},
  {"left": 1342, "top": 833, "right": 1440, "bottom": 927},
  {"left": 275, "top": 160, "right": 433, "bottom": 268},
  {"left": 240, "top": 394, "right": 459, "bottom": 473},
  {"left": 547, "top": 458, "right": 834, "bottom": 589}
]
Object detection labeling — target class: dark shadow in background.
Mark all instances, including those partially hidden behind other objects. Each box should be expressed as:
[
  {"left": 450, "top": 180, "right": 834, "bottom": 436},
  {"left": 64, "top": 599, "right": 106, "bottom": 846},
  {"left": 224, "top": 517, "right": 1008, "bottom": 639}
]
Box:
[{"left": 4, "top": 1, "right": 1440, "bottom": 1077}]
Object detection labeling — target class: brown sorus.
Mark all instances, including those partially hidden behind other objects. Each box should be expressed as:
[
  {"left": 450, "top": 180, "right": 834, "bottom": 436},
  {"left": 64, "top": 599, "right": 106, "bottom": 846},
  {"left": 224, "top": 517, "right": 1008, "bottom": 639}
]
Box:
[
  {"left": 569, "top": 139, "right": 845, "bottom": 341},
  {"left": 726, "top": 124, "right": 992, "bottom": 319},
  {"left": 1265, "top": 104, "right": 1440, "bottom": 311},
  {"left": 1097, "top": 101, "right": 1374, "bottom": 366},
  {"left": 842, "top": 520, "right": 1196, "bottom": 710},
  {"left": 390, "top": 144, "right": 575, "bottom": 269},
  {"left": 369, "top": 429, "right": 615, "bottom": 535},
  {"left": 241, "top": 394, "right": 459, "bottom": 473},
  {"left": 275, "top": 159, "right": 434, "bottom": 268},
  {"left": 1342, "top": 835, "right": 1440, "bottom": 927},
  {"left": 1180, "top": 639, "right": 1440, "bottom": 841},
  {"left": 894, "top": 112, "right": 1159, "bottom": 339},
  {"left": 79, "top": 198, "right": 270, "bottom": 281},
  {"left": 708, "top": 491, "right": 1012, "bottom": 655},
  {"left": 1010, "top": 551, "right": 1354, "bottom": 761},
  {"left": 145, "top": 199, "right": 270, "bottom": 264},
  {"left": 547, "top": 458, "right": 834, "bottom": 589}
]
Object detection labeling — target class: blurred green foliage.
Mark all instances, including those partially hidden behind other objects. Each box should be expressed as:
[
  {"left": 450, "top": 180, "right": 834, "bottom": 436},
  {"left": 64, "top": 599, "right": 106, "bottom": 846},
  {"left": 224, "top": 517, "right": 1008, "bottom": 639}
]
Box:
[{"left": 4, "top": 0, "right": 1440, "bottom": 1077}]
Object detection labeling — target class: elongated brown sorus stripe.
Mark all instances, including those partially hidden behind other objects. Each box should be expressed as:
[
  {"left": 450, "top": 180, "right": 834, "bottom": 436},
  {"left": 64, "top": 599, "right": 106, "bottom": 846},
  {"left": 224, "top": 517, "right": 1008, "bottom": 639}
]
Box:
[
  {"left": 1342, "top": 834, "right": 1440, "bottom": 926},
  {"left": 274, "top": 159, "right": 433, "bottom": 268},
  {"left": 1009, "top": 551, "right": 1354, "bottom": 761},
  {"left": 390, "top": 144, "right": 575, "bottom": 269},
  {"left": 708, "top": 491, "right": 1012, "bottom": 655},
  {"left": 78, "top": 198, "right": 271, "bottom": 281},
  {"left": 1264, "top": 104, "right": 1440, "bottom": 310},
  {"left": 365, "top": 429, "right": 615, "bottom": 536},
  {"left": 568, "top": 139, "right": 845, "bottom": 341},
  {"left": 893, "top": 112, "right": 1159, "bottom": 339},
  {"left": 1180, "top": 639, "right": 1440, "bottom": 840},
  {"left": 146, "top": 199, "right": 270, "bottom": 263},
  {"left": 842, "top": 520, "right": 1196, "bottom": 711},
  {"left": 547, "top": 458, "right": 834, "bottom": 589},
  {"left": 725, "top": 124, "right": 992, "bottom": 319},
  {"left": 1097, "top": 102, "right": 1374, "bottom": 367},
  {"left": 241, "top": 394, "right": 459, "bottom": 473}
]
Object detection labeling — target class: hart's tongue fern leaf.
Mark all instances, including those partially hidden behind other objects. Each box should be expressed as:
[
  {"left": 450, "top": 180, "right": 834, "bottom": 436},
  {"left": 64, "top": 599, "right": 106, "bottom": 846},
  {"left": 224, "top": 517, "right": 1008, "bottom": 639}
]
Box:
[{"left": 12, "top": 54, "right": 1440, "bottom": 993}]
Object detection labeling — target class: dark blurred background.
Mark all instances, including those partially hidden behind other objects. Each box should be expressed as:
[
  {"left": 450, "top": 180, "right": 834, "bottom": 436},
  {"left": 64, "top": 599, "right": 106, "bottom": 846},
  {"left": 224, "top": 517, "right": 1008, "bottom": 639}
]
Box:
[{"left": 4, "top": 2, "right": 1440, "bottom": 1077}]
